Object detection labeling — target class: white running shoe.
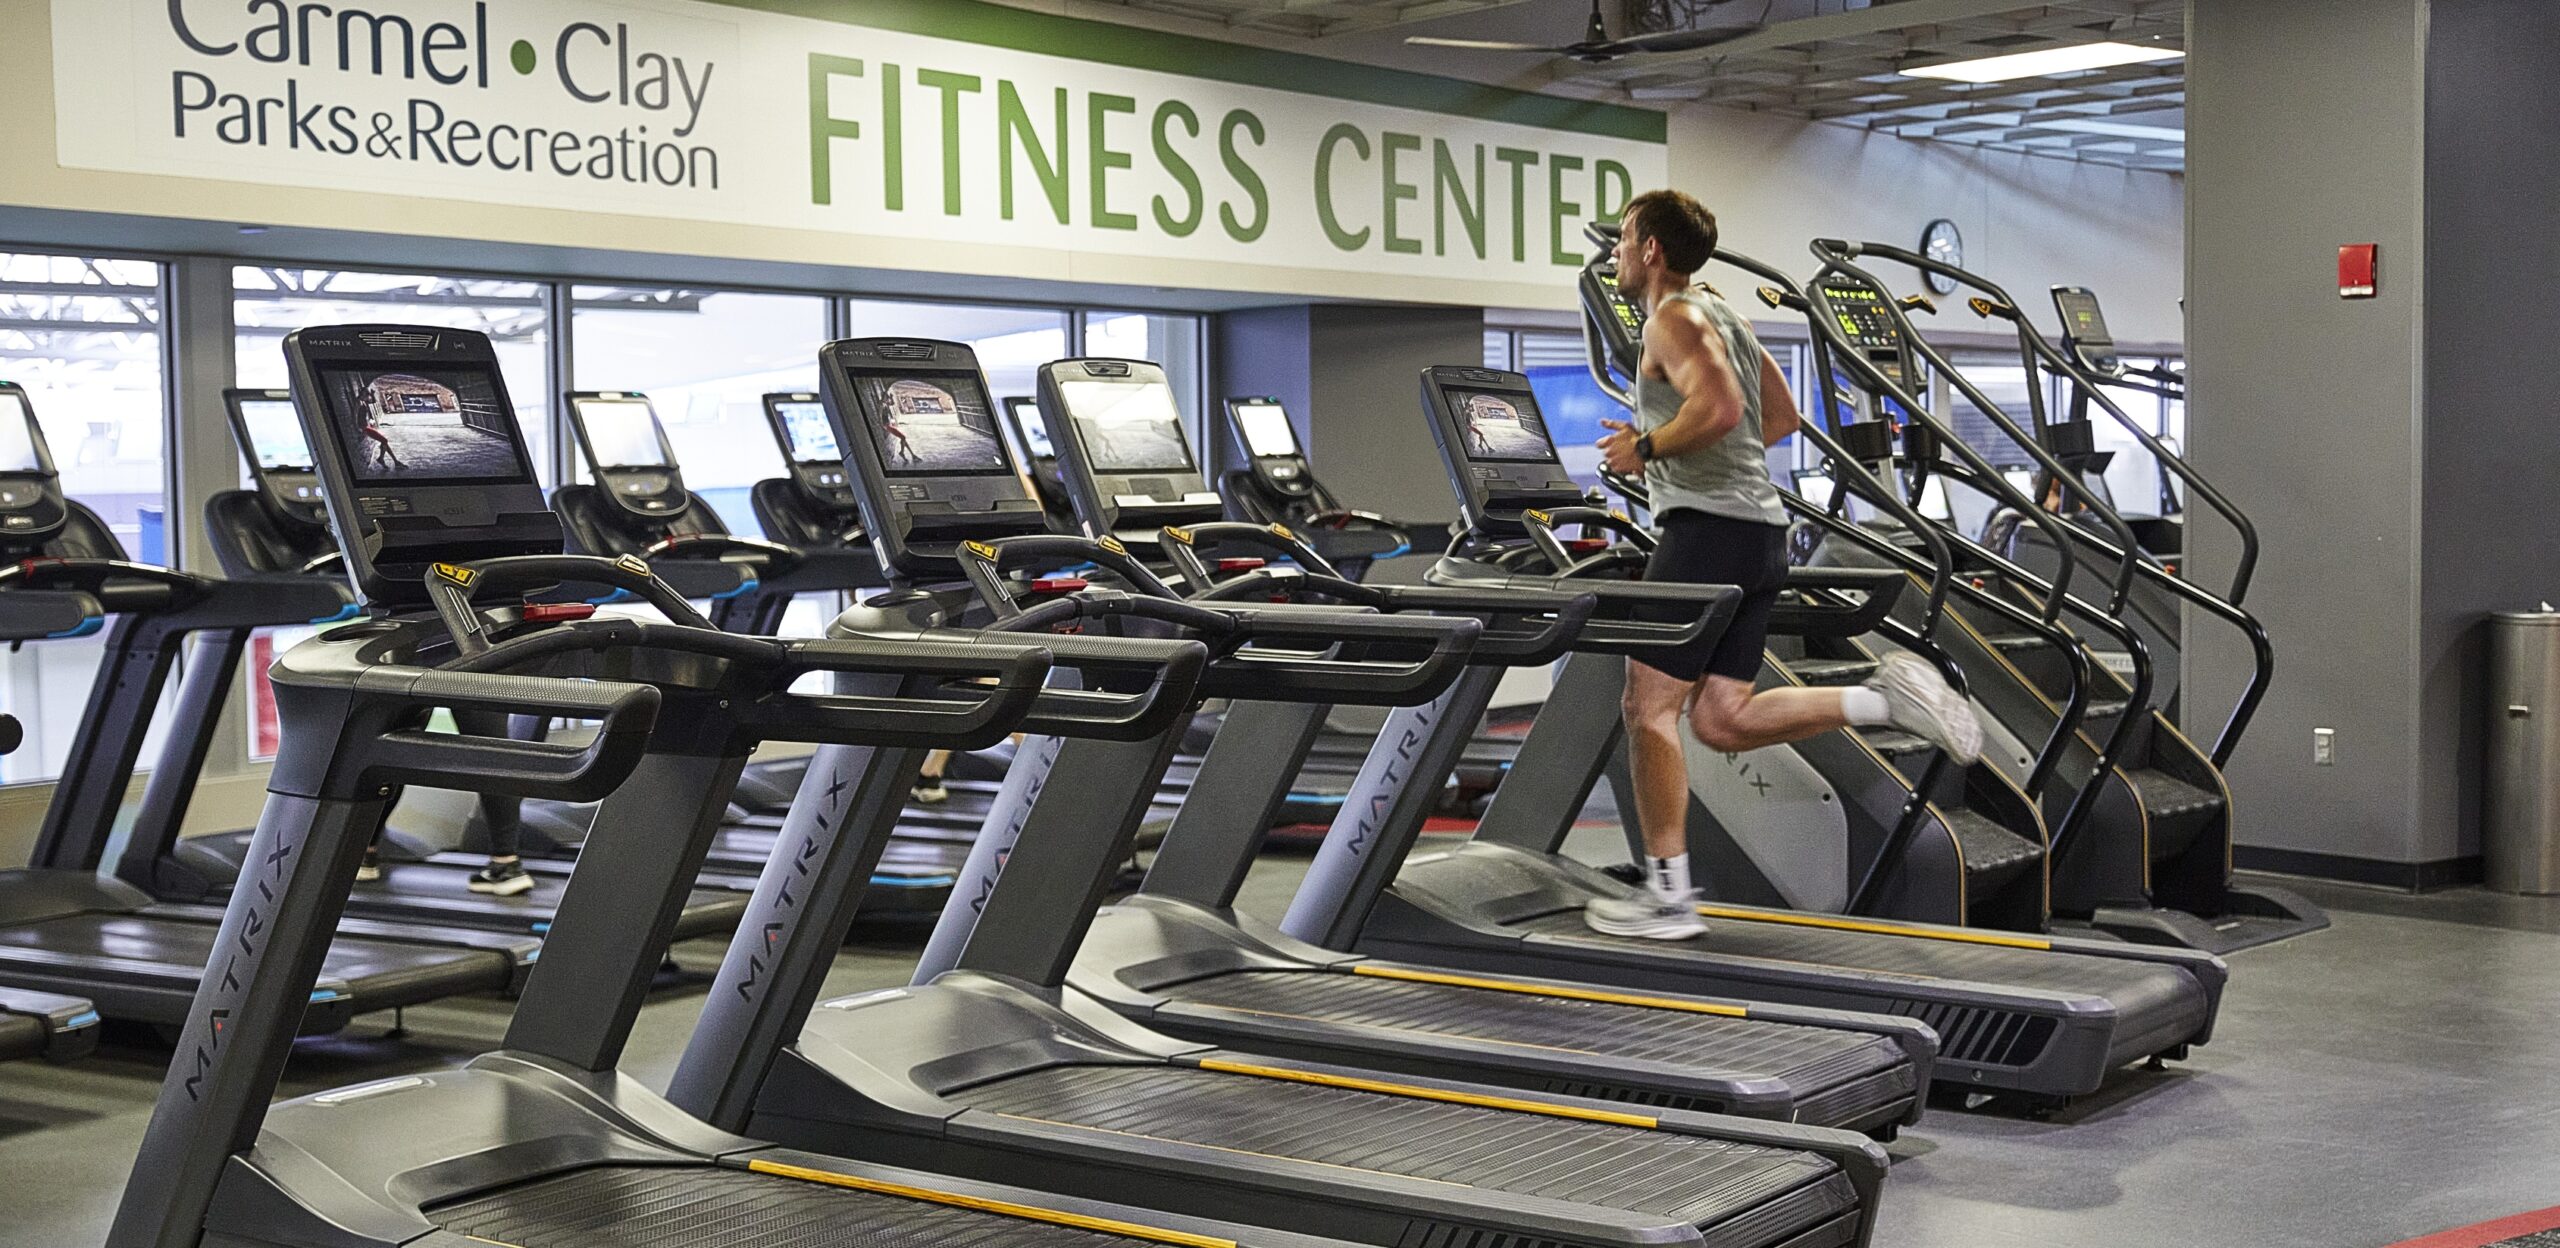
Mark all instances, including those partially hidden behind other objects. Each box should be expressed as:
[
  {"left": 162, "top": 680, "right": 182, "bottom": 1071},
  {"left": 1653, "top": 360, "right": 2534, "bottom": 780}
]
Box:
[
  {"left": 1868, "top": 651, "right": 1983, "bottom": 764},
  {"left": 1585, "top": 891, "right": 1708, "bottom": 940},
  {"left": 468, "top": 862, "right": 536, "bottom": 896}
]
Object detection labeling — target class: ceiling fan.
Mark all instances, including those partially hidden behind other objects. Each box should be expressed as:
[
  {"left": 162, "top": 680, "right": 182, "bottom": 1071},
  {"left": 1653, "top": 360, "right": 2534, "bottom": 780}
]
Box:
[{"left": 1406, "top": 0, "right": 1754, "bottom": 63}]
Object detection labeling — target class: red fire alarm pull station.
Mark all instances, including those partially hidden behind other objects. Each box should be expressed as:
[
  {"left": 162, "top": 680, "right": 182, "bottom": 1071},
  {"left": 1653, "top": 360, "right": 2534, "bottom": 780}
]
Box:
[{"left": 2339, "top": 244, "right": 2379, "bottom": 298}]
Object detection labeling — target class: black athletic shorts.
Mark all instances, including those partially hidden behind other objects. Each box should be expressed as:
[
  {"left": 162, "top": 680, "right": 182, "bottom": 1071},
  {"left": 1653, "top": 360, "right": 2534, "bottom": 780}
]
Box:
[{"left": 1635, "top": 509, "right": 1790, "bottom": 683}]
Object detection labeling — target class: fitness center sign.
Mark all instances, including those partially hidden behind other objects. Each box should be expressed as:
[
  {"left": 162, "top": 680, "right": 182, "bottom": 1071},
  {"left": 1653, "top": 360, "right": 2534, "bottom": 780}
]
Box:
[{"left": 52, "top": 0, "right": 1667, "bottom": 290}]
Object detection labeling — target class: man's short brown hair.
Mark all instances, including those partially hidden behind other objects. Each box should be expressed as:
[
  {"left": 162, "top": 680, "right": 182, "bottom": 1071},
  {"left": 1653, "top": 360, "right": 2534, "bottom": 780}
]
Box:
[{"left": 1623, "top": 190, "right": 1718, "bottom": 275}]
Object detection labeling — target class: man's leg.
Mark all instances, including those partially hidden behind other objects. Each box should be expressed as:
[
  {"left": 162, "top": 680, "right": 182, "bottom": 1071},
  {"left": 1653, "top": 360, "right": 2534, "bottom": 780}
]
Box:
[
  {"left": 1687, "top": 676, "right": 1850, "bottom": 755},
  {"left": 1588, "top": 659, "right": 1713, "bottom": 940}
]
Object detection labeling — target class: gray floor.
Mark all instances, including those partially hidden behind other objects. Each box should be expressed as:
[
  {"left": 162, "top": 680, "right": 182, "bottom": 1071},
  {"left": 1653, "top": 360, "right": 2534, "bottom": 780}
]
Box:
[{"left": 6, "top": 832, "right": 2557, "bottom": 1248}]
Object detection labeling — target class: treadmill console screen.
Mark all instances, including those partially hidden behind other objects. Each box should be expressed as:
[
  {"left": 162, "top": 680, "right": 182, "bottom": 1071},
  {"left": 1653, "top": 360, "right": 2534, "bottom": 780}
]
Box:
[
  {"left": 1232, "top": 399, "right": 1300, "bottom": 458},
  {"left": 849, "top": 370, "right": 1009, "bottom": 475},
  {"left": 1446, "top": 387, "right": 1560, "bottom": 464},
  {"left": 0, "top": 394, "right": 42, "bottom": 473},
  {"left": 318, "top": 366, "right": 534, "bottom": 486},
  {"left": 1002, "top": 395, "right": 1054, "bottom": 458},
  {"left": 237, "top": 398, "right": 312, "bottom": 471},
  {"left": 773, "top": 399, "right": 840, "bottom": 463},
  {"left": 574, "top": 397, "right": 670, "bottom": 469},
  {"left": 1057, "top": 376, "right": 1195, "bottom": 473}
]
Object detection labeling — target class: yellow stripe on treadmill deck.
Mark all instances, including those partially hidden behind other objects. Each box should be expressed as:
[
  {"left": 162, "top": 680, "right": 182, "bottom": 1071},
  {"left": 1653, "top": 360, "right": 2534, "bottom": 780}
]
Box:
[
  {"left": 1350, "top": 964, "right": 1748, "bottom": 1017},
  {"left": 1691, "top": 906, "right": 2053, "bottom": 950},
  {"left": 746, "top": 1159, "right": 1239, "bottom": 1248},
  {"left": 1197, "top": 1058, "right": 1659, "bottom": 1128}
]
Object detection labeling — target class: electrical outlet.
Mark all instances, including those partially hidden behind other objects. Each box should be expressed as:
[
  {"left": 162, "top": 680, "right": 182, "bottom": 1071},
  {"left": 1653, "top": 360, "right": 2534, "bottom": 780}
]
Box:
[{"left": 2313, "top": 728, "right": 2335, "bottom": 766}]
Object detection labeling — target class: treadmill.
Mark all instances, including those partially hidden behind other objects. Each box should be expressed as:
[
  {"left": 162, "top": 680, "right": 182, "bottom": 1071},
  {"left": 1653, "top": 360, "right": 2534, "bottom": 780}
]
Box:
[
  {"left": 1035, "top": 358, "right": 1937, "bottom": 1135},
  {"left": 108, "top": 388, "right": 748, "bottom": 940},
  {"left": 665, "top": 337, "right": 1889, "bottom": 1248},
  {"left": 1000, "top": 392, "right": 1078, "bottom": 526},
  {"left": 0, "top": 588, "right": 105, "bottom": 1065},
  {"left": 106, "top": 321, "right": 1338, "bottom": 1248},
  {"left": 1217, "top": 394, "right": 1422, "bottom": 577},
  {"left": 1272, "top": 363, "right": 2232, "bottom": 1107},
  {"left": 0, "top": 382, "right": 529, "bottom": 1031},
  {"left": 544, "top": 390, "right": 966, "bottom": 909}
]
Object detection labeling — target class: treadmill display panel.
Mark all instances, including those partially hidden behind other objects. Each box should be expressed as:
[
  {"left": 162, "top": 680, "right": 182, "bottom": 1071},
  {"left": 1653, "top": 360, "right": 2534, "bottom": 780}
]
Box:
[
  {"left": 238, "top": 398, "right": 313, "bottom": 470},
  {"left": 316, "top": 366, "right": 534, "bottom": 485},
  {"left": 575, "top": 397, "right": 669, "bottom": 469},
  {"left": 1597, "top": 268, "right": 1644, "bottom": 337},
  {"left": 773, "top": 399, "right": 840, "bottom": 463},
  {"left": 1445, "top": 387, "right": 1559, "bottom": 464},
  {"left": 1057, "top": 377, "right": 1195, "bottom": 473},
  {"left": 850, "top": 370, "right": 1010, "bottom": 475},
  {"left": 0, "top": 394, "right": 41, "bottom": 473},
  {"left": 2054, "top": 288, "right": 2112, "bottom": 347},
  {"left": 1002, "top": 395, "right": 1054, "bottom": 458},
  {"left": 1233, "top": 399, "right": 1300, "bottom": 458}
]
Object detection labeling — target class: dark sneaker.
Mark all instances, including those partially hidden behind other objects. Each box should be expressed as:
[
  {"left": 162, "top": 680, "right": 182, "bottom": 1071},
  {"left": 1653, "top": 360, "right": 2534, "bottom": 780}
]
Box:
[
  {"left": 1585, "top": 891, "right": 1708, "bottom": 940},
  {"left": 911, "top": 777, "right": 950, "bottom": 805},
  {"left": 1868, "top": 651, "right": 1983, "bottom": 764},
  {"left": 354, "top": 848, "right": 382, "bottom": 884},
  {"left": 468, "top": 862, "right": 536, "bottom": 896}
]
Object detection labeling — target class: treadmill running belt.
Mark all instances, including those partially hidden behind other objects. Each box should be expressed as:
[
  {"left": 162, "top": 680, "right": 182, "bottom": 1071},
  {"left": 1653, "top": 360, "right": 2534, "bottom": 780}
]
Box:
[
  {"left": 1156, "top": 969, "right": 1903, "bottom": 1081},
  {"left": 948, "top": 1064, "right": 1854, "bottom": 1233},
  {"left": 0, "top": 913, "right": 502, "bottom": 1001},
  {"left": 435, "top": 1164, "right": 1171, "bottom": 1246}
]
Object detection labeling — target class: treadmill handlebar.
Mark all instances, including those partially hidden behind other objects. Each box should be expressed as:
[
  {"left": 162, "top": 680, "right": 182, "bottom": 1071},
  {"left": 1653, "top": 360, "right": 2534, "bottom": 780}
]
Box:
[
  {"left": 427, "top": 553, "right": 714, "bottom": 653},
  {"left": 1197, "top": 565, "right": 1594, "bottom": 669},
  {"left": 1158, "top": 520, "right": 1347, "bottom": 587},
  {"left": 1196, "top": 605, "right": 1481, "bottom": 705},
  {"left": 961, "top": 534, "right": 1180, "bottom": 614},
  {"left": 1519, "top": 506, "right": 1658, "bottom": 574},
  {"left": 0, "top": 587, "right": 102, "bottom": 640},
  {"left": 644, "top": 530, "right": 805, "bottom": 571},
  {"left": 0, "top": 557, "right": 205, "bottom": 614}
]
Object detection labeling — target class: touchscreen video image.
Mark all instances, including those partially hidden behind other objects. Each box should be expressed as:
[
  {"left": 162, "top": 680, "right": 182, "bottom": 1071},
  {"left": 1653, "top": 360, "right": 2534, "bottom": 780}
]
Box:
[
  {"left": 1059, "top": 378, "right": 1191, "bottom": 472},
  {"left": 0, "top": 395, "right": 41, "bottom": 474},
  {"left": 1450, "top": 389, "right": 1556, "bottom": 463},
  {"left": 322, "top": 368, "right": 527, "bottom": 484},
  {"left": 855, "top": 374, "right": 1007, "bottom": 473},
  {"left": 1234, "top": 401, "right": 1299, "bottom": 458},
  {"left": 775, "top": 401, "right": 839, "bottom": 462},
  {"left": 577, "top": 400, "right": 668, "bottom": 469},
  {"left": 238, "top": 399, "right": 311, "bottom": 470}
]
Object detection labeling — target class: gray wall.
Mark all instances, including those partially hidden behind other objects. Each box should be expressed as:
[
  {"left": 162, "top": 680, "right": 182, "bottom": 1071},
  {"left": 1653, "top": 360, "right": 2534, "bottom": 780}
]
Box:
[
  {"left": 1213, "top": 303, "right": 1484, "bottom": 527},
  {"left": 2186, "top": 0, "right": 2431, "bottom": 874},
  {"left": 2419, "top": 0, "right": 2560, "bottom": 861}
]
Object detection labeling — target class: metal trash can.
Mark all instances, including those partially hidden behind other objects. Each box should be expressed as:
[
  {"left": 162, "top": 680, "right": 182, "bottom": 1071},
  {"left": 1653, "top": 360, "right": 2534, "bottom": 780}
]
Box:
[{"left": 2487, "top": 610, "right": 2560, "bottom": 894}]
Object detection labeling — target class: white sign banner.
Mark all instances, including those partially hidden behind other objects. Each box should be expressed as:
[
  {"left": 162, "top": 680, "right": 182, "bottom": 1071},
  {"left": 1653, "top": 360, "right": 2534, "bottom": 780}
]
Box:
[{"left": 52, "top": 0, "right": 1667, "bottom": 288}]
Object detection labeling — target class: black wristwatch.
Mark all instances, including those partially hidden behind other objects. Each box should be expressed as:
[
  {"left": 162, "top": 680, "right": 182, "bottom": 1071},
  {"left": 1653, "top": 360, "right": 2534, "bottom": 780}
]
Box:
[{"left": 1634, "top": 432, "right": 1657, "bottom": 463}]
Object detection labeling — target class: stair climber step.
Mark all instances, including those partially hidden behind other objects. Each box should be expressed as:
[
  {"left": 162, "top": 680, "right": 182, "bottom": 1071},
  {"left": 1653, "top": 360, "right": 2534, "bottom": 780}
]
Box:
[
  {"left": 2123, "top": 768, "right": 2222, "bottom": 821},
  {"left": 2081, "top": 699, "right": 2131, "bottom": 725},
  {"left": 1789, "top": 657, "right": 1879, "bottom": 687},
  {"left": 1940, "top": 808, "right": 2045, "bottom": 891},
  {"left": 1982, "top": 633, "right": 2052, "bottom": 654},
  {"left": 1856, "top": 728, "right": 1937, "bottom": 761}
]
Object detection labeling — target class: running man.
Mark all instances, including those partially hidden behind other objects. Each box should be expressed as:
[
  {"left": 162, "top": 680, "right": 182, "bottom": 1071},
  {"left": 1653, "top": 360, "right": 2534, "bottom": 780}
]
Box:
[
  {"left": 884, "top": 417, "right": 920, "bottom": 465},
  {"left": 1585, "top": 190, "right": 1981, "bottom": 940},
  {"left": 358, "top": 399, "right": 406, "bottom": 471}
]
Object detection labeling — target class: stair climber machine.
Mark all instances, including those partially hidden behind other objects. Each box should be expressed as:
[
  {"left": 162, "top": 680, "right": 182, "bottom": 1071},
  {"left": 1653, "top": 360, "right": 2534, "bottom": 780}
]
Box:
[
  {"left": 0, "top": 382, "right": 538, "bottom": 1034},
  {"left": 663, "top": 336, "right": 1892, "bottom": 1248},
  {"left": 1271, "top": 356, "right": 2227, "bottom": 1109},
  {"left": 1782, "top": 239, "right": 2319, "bottom": 955},
  {"left": 1568, "top": 227, "right": 2055, "bottom": 936},
  {"left": 2051, "top": 286, "right": 2189, "bottom": 559},
  {"left": 1036, "top": 359, "right": 1509, "bottom": 825},
  {"left": 0, "top": 587, "right": 105, "bottom": 1064},
  {"left": 106, "top": 389, "right": 747, "bottom": 941},
  {"left": 1033, "top": 359, "right": 1936, "bottom": 1137},
  {"left": 103, "top": 322, "right": 1370, "bottom": 1248},
  {"left": 1217, "top": 394, "right": 1424, "bottom": 578},
  {"left": 548, "top": 390, "right": 964, "bottom": 911}
]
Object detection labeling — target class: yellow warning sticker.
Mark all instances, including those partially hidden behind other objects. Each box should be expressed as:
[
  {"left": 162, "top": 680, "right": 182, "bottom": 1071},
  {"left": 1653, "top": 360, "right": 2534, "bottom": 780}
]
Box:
[
  {"left": 964, "top": 540, "right": 1000, "bottom": 561},
  {"left": 1164, "top": 526, "right": 1195, "bottom": 545},
  {"left": 1523, "top": 509, "right": 1552, "bottom": 526},
  {"left": 1267, "top": 523, "right": 1296, "bottom": 541},
  {"left": 613, "top": 553, "right": 653, "bottom": 578},
  {"left": 1099, "top": 536, "right": 1128, "bottom": 556},
  {"left": 430, "top": 562, "right": 477, "bottom": 587}
]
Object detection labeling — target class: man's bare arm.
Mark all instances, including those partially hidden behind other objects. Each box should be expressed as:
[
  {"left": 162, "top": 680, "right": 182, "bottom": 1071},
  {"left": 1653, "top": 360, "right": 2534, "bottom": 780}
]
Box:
[
  {"left": 1758, "top": 348, "right": 1802, "bottom": 446},
  {"left": 1643, "top": 305, "right": 1747, "bottom": 459}
]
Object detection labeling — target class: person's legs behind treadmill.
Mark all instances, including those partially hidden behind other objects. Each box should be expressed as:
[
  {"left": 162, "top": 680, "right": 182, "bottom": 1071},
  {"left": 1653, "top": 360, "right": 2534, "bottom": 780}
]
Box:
[{"left": 452, "top": 707, "right": 534, "bottom": 895}]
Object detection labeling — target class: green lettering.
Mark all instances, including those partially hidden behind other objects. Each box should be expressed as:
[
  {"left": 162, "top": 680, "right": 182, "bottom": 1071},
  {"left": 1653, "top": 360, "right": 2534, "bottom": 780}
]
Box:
[
  {"left": 917, "top": 68, "right": 980, "bottom": 215},
  {"left": 1431, "top": 140, "right": 1484, "bottom": 260},
  {"left": 1152, "top": 100, "right": 1203, "bottom": 237},
  {"left": 807, "top": 53, "right": 862, "bottom": 207},
  {"left": 1218, "top": 108, "right": 1267, "bottom": 242},
  {"left": 1548, "top": 153, "right": 1585, "bottom": 266},
  {"left": 1316, "top": 123, "right": 1372, "bottom": 252},
  {"left": 880, "top": 62, "right": 903, "bottom": 212},
  {"left": 1380, "top": 131, "right": 1422, "bottom": 256},
  {"left": 1594, "top": 158, "right": 1632, "bottom": 223},
  {"left": 1493, "top": 146, "right": 1538, "bottom": 263},
  {"left": 998, "top": 80, "right": 1070, "bottom": 223},
  {"left": 1088, "top": 92, "right": 1137, "bottom": 231}
]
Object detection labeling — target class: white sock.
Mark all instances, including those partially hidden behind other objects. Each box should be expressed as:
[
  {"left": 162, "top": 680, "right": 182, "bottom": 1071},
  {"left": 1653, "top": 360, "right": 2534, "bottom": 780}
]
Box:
[
  {"left": 1841, "top": 686, "right": 1892, "bottom": 726},
  {"left": 1648, "top": 853, "right": 1694, "bottom": 903}
]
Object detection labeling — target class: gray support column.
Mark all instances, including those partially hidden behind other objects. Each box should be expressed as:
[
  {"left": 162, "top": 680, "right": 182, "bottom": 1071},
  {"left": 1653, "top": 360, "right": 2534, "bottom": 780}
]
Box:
[
  {"left": 162, "top": 257, "right": 255, "bottom": 798},
  {"left": 1140, "top": 698, "right": 1330, "bottom": 909}
]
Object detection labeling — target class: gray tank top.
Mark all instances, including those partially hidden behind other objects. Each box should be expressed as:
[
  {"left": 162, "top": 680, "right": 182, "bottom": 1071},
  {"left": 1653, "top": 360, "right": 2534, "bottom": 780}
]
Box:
[{"left": 1635, "top": 288, "right": 1787, "bottom": 526}]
